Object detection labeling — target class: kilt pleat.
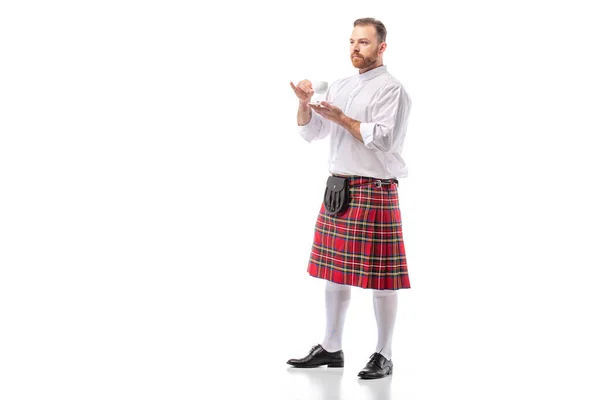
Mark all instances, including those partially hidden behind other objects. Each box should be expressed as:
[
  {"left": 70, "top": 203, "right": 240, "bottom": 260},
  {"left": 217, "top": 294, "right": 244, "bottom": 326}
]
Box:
[{"left": 307, "top": 176, "right": 410, "bottom": 290}]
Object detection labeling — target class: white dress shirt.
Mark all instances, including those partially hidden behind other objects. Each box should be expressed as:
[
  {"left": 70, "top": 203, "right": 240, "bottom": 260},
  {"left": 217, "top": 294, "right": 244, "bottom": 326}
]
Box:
[{"left": 298, "top": 65, "right": 411, "bottom": 179}]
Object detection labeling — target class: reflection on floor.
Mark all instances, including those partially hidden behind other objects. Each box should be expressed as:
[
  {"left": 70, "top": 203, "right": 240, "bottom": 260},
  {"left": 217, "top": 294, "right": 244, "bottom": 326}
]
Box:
[{"left": 281, "top": 365, "right": 393, "bottom": 400}]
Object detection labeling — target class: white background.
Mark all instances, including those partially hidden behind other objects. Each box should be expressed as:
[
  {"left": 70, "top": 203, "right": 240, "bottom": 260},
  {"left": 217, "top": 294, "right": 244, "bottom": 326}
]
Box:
[{"left": 1, "top": 0, "right": 599, "bottom": 399}]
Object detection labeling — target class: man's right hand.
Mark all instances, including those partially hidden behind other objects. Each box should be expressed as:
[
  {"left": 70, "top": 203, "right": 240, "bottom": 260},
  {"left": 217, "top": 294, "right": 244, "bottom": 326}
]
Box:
[{"left": 290, "top": 80, "right": 314, "bottom": 106}]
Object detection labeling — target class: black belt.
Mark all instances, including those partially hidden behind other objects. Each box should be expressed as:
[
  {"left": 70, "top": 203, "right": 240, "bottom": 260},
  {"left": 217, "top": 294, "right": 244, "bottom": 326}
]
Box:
[{"left": 332, "top": 175, "right": 398, "bottom": 188}]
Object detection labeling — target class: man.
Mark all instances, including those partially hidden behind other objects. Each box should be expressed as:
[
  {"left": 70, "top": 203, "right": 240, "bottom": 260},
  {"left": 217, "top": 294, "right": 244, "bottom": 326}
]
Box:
[{"left": 287, "top": 18, "right": 412, "bottom": 380}]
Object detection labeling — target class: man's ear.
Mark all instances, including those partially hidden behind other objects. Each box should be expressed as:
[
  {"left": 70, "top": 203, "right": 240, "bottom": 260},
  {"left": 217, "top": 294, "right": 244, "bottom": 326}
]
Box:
[{"left": 379, "top": 42, "right": 387, "bottom": 54}]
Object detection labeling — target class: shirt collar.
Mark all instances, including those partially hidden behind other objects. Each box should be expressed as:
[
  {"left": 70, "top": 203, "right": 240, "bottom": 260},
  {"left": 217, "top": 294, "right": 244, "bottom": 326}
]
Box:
[{"left": 358, "top": 65, "right": 387, "bottom": 81}]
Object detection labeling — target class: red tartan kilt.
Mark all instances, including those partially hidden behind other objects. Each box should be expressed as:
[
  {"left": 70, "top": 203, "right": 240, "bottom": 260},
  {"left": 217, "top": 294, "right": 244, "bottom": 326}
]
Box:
[{"left": 307, "top": 176, "right": 410, "bottom": 290}]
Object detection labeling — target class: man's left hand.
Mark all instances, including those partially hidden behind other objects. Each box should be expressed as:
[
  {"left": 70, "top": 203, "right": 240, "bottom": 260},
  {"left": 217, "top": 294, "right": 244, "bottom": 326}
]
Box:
[{"left": 309, "top": 101, "right": 345, "bottom": 124}]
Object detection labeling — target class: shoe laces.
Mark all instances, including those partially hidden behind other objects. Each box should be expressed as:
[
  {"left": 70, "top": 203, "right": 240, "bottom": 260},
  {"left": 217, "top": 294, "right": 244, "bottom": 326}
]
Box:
[
  {"left": 310, "top": 344, "right": 322, "bottom": 353},
  {"left": 367, "top": 349, "right": 386, "bottom": 365}
]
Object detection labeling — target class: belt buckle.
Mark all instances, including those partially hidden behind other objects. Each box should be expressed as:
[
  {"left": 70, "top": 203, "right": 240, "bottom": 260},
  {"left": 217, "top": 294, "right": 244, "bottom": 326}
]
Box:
[{"left": 374, "top": 180, "right": 382, "bottom": 188}]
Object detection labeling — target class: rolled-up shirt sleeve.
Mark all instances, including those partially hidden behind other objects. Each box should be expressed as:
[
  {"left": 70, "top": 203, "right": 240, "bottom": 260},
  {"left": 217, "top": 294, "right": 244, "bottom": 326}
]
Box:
[
  {"left": 298, "top": 110, "right": 329, "bottom": 142},
  {"left": 360, "top": 84, "right": 411, "bottom": 153}
]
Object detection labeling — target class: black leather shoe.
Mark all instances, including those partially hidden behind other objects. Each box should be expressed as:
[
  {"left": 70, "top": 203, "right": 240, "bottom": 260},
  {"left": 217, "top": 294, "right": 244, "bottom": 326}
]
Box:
[
  {"left": 287, "top": 344, "right": 344, "bottom": 368},
  {"left": 357, "top": 352, "right": 393, "bottom": 379}
]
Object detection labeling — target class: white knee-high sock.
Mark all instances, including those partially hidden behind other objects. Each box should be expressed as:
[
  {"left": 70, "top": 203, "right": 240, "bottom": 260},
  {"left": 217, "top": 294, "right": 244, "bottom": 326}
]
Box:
[
  {"left": 321, "top": 281, "right": 351, "bottom": 353},
  {"left": 373, "top": 289, "right": 398, "bottom": 360}
]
